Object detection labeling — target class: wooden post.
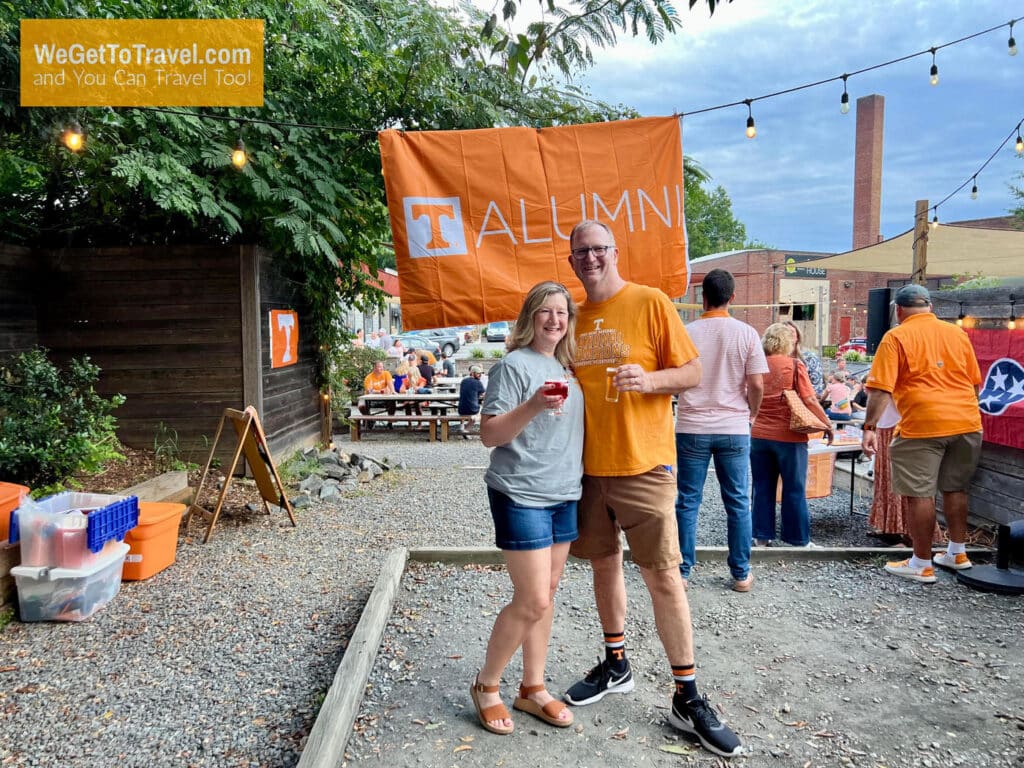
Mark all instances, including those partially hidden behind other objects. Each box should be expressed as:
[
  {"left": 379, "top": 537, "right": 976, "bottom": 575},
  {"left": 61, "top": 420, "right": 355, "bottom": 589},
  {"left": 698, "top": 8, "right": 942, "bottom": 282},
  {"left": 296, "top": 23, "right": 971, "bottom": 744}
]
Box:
[{"left": 910, "top": 199, "right": 929, "bottom": 285}]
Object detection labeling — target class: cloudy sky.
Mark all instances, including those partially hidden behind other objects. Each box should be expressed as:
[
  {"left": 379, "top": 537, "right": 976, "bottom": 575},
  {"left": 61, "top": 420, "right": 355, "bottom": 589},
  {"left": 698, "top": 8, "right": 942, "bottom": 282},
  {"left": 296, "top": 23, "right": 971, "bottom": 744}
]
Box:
[{"left": 575, "top": 0, "right": 1023, "bottom": 255}]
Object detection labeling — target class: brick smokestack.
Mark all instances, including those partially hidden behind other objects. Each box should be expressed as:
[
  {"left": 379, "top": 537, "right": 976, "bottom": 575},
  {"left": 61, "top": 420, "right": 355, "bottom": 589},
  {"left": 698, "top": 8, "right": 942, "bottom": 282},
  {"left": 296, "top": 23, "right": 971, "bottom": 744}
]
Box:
[{"left": 852, "top": 94, "right": 884, "bottom": 250}]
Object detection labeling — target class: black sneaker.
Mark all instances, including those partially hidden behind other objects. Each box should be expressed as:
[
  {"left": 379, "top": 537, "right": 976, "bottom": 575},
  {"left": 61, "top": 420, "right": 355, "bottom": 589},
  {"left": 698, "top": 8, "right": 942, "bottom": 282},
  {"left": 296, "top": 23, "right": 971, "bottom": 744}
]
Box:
[
  {"left": 564, "top": 657, "right": 634, "bottom": 706},
  {"left": 669, "top": 694, "right": 742, "bottom": 758}
]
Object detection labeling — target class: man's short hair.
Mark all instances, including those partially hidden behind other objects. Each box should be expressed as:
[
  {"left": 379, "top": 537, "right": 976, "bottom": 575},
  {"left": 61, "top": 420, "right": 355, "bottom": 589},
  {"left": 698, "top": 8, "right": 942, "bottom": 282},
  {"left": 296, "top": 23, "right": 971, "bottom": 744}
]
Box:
[
  {"left": 420, "top": 355, "right": 429, "bottom": 362},
  {"left": 894, "top": 283, "right": 931, "bottom": 307},
  {"left": 702, "top": 269, "right": 735, "bottom": 308}
]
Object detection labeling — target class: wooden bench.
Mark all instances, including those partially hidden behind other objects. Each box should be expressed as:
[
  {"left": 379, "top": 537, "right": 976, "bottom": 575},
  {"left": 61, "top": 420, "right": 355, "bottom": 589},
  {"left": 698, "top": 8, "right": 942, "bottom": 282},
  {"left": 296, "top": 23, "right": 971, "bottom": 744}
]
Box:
[{"left": 349, "top": 414, "right": 465, "bottom": 442}]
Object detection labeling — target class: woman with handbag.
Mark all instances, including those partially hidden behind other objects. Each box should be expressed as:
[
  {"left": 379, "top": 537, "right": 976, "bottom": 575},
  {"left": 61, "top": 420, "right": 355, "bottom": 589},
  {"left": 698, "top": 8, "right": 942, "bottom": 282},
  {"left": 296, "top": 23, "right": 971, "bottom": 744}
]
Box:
[{"left": 750, "top": 323, "right": 833, "bottom": 547}]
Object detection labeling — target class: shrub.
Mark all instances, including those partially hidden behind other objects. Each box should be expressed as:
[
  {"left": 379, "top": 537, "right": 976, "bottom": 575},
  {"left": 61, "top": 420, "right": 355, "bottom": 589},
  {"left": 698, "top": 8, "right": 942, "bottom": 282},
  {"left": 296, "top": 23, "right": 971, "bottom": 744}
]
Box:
[
  {"left": 489, "top": 349, "right": 504, "bottom": 359},
  {"left": 470, "top": 348, "right": 486, "bottom": 359},
  {"left": 843, "top": 351, "right": 867, "bottom": 362},
  {"left": 0, "top": 348, "right": 125, "bottom": 490}
]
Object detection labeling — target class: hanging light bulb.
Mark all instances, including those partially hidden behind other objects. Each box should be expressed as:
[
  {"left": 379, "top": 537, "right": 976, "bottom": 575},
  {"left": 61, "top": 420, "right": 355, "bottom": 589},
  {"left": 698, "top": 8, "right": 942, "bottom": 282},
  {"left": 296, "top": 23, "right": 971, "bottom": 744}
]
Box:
[
  {"left": 231, "top": 137, "right": 247, "bottom": 169},
  {"left": 62, "top": 120, "right": 84, "bottom": 152},
  {"left": 1016, "top": 125, "right": 1024, "bottom": 154},
  {"left": 930, "top": 212, "right": 939, "bottom": 230},
  {"left": 1010, "top": 21, "right": 1018, "bottom": 56},
  {"left": 971, "top": 176, "right": 978, "bottom": 200},
  {"left": 929, "top": 48, "right": 939, "bottom": 86},
  {"left": 744, "top": 99, "right": 756, "bottom": 139},
  {"left": 956, "top": 302, "right": 965, "bottom": 327},
  {"left": 840, "top": 74, "right": 850, "bottom": 114}
]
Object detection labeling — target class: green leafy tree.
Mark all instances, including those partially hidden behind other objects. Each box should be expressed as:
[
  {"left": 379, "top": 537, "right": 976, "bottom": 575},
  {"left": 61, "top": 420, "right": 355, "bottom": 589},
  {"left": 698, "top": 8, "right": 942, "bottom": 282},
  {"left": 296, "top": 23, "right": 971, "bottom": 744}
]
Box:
[
  {"left": 685, "top": 181, "right": 768, "bottom": 258},
  {"left": 0, "top": 0, "right": 641, "bottom": 382},
  {"left": 486, "top": 0, "right": 732, "bottom": 79}
]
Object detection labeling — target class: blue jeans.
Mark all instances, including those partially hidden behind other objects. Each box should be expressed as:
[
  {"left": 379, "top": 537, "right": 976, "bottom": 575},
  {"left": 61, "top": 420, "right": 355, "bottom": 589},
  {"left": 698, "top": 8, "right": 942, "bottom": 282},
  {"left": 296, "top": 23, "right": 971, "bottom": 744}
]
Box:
[
  {"left": 674, "top": 433, "right": 751, "bottom": 580},
  {"left": 750, "top": 438, "right": 810, "bottom": 546}
]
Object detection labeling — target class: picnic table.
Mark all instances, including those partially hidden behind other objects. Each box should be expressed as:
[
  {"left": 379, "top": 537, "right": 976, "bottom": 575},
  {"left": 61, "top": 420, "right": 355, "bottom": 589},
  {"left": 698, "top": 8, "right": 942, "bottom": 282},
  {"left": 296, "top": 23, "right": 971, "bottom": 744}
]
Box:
[
  {"left": 809, "top": 429, "right": 865, "bottom": 516},
  {"left": 351, "top": 393, "right": 464, "bottom": 442}
]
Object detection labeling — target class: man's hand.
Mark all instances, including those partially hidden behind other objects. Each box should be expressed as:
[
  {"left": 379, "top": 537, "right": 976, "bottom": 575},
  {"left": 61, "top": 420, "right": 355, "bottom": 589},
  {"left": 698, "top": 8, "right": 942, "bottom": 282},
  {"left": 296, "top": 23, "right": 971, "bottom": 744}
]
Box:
[
  {"left": 861, "top": 430, "right": 878, "bottom": 457},
  {"left": 613, "top": 364, "right": 648, "bottom": 394}
]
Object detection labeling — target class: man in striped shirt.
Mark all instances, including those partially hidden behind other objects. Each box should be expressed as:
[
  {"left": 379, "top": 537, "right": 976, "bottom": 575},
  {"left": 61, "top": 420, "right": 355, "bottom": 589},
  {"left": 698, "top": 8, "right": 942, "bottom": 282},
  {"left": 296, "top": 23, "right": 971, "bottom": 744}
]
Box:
[{"left": 675, "top": 269, "right": 768, "bottom": 592}]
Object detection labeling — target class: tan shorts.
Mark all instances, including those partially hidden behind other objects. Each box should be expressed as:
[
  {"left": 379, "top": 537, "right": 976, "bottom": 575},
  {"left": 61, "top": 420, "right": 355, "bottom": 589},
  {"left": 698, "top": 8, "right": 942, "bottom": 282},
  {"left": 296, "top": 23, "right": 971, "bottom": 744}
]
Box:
[
  {"left": 889, "top": 431, "right": 982, "bottom": 497},
  {"left": 569, "top": 466, "right": 681, "bottom": 571}
]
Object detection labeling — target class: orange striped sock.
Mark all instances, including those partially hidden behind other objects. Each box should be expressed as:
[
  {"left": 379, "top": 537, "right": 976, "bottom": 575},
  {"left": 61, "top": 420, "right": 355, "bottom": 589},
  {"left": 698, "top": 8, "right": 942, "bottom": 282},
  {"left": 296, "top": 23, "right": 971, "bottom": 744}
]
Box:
[{"left": 672, "top": 663, "right": 698, "bottom": 701}]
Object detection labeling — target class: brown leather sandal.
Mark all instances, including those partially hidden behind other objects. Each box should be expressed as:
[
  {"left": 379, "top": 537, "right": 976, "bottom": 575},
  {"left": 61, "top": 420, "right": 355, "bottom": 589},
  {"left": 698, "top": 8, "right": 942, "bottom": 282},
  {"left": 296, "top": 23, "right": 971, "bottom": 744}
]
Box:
[
  {"left": 470, "top": 676, "right": 513, "bottom": 735},
  {"left": 513, "top": 683, "right": 574, "bottom": 728}
]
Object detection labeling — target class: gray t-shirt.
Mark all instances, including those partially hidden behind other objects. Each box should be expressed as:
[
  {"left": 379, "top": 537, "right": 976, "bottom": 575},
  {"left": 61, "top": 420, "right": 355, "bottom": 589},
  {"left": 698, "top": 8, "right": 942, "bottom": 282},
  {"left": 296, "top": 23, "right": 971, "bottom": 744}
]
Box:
[{"left": 482, "top": 347, "right": 584, "bottom": 507}]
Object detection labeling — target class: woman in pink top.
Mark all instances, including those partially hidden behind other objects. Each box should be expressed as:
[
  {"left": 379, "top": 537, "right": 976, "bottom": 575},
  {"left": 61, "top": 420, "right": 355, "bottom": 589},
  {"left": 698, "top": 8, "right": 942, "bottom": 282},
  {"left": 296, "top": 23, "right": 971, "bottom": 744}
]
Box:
[
  {"left": 824, "top": 372, "right": 852, "bottom": 421},
  {"left": 750, "top": 323, "right": 832, "bottom": 547}
]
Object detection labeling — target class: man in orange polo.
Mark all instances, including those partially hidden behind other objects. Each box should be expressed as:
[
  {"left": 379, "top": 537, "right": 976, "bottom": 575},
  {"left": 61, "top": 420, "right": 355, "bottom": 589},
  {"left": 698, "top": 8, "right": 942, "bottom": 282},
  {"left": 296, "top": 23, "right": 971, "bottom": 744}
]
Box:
[{"left": 861, "top": 284, "right": 982, "bottom": 583}]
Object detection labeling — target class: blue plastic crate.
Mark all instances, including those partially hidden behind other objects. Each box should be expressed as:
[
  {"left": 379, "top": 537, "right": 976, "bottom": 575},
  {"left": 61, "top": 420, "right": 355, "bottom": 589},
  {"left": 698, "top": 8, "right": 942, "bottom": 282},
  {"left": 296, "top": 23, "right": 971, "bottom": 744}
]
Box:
[
  {"left": 9, "top": 493, "right": 139, "bottom": 552},
  {"left": 85, "top": 496, "right": 139, "bottom": 553}
]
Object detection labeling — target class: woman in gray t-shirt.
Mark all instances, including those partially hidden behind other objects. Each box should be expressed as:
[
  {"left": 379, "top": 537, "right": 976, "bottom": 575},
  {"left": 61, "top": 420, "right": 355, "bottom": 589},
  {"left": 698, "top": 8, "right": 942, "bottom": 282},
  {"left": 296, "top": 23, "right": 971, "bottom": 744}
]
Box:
[{"left": 469, "top": 281, "right": 583, "bottom": 736}]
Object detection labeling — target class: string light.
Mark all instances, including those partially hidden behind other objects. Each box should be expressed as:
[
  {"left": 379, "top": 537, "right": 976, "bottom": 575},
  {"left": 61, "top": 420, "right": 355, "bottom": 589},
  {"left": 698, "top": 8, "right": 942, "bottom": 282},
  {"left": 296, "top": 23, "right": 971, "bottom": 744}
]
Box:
[
  {"left": 956, "top": 302, "right": 965, "bottom": 327},
  {"left": 1010, "top": 21, "right": 1018, "bottom": 56},
  {"left": 1010, "top": 294, "right": 1017, "bottom": 330},
  {"left": 839, "top": 74, "right": 850, "bottom": 114},
  {"left": 970, "top": 176, "right": 978, "bottom": 199},
  {"left": 231, "top": 137, "right": 247, "bottom": 169},
  {"left": 744, "top": 99, "right": 756, "bottom": 139},
  {"left": 62, "top": 120, "right": 83, "bottom": 152},
  {"left": 929, "top": 47, "right": 939, "bottom": 86},
  {"left": 1016, "top": 123, "right": 1024, "bottom": 154},
  {"left": 930, "top": 209, "right": 940, "bottom": 230}
]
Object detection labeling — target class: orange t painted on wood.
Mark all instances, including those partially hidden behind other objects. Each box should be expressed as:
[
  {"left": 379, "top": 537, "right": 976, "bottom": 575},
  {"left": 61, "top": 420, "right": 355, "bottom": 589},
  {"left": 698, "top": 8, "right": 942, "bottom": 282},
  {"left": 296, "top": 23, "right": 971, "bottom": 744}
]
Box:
[
  {"left": 378, "top": 117, "right": 689, "bottom": 330},
  {"left": 269, "top": 309, "right": 298, "bottom": 369}
]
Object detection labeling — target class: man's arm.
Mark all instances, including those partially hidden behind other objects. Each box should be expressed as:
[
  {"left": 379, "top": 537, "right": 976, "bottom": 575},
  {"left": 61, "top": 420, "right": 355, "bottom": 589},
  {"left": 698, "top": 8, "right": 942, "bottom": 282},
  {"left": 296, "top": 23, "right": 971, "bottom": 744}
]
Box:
[
  {"left": 745, "top": 372, "right": 764, "bottom": 420},
  {"left": 860, "top": 386, "right": 894, "bottom": 457},
  {"left": 618, "top": 358, "right": 701, "bottom": 395}
]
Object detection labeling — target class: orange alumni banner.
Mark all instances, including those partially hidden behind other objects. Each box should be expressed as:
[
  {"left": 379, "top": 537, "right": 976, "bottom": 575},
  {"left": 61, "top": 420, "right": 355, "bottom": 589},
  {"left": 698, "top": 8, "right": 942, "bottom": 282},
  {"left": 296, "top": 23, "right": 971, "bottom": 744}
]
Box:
[
  {"left": 269, "top": 309, "right": 298, "bottom": 369},
  {"left": 378, "top": 117, "right": 688, "bottom": 330}
]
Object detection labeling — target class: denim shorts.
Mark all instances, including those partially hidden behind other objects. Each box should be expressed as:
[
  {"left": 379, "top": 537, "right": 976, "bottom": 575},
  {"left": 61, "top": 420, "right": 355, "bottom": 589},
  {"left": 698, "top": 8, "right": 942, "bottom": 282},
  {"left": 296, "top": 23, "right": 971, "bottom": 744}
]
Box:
[{"left": 486, "top": 487, "right": 579, "bottom": 551}]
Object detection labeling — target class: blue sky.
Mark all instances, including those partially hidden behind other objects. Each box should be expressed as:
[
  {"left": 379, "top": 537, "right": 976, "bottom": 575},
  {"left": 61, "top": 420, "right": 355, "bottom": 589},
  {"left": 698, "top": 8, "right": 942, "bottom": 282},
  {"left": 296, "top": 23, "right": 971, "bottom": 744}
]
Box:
[{"left": 575, "top": 0, "right": 1024, "bottom": 254}]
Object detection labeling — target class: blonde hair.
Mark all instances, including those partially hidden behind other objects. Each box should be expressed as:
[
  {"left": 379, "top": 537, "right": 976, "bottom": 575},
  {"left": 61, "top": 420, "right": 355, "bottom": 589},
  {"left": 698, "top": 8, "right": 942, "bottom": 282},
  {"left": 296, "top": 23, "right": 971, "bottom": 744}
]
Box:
[
  {"left": 763, "top": 322, "right": 796, "bottom": 356},
  {"left": 506, "top": 281, "right": 578, "bottom": 368}
]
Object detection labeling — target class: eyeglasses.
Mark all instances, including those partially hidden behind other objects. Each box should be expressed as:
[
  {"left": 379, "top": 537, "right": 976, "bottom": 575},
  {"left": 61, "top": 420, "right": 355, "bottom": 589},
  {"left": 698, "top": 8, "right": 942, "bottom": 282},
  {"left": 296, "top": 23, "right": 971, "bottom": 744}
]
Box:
[{"left": 570, "top": 245, "right": 613, "bottom": 261}]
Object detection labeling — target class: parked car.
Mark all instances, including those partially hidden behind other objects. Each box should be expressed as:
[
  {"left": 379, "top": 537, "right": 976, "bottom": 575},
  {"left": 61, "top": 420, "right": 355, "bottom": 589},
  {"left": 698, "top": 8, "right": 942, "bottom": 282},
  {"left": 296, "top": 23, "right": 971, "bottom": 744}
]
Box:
[
  {"left": 394, "top": 334, "right": 442, "bottom": 360},
  {"left": 485, "top": 320, "right": 510, "bottom": 342},
  {"left": 418, "top": 328, "right": 461, "bottom": 357},
  {"left": 837, "top": 337, "right": 868, "bottom": 357}
]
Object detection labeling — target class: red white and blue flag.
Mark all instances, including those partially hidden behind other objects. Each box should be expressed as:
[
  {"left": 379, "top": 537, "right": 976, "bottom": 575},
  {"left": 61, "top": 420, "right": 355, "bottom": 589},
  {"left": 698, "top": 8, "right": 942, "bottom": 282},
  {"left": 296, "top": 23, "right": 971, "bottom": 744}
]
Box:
[{"left": 967, "top": 328, "right": 1024, "bottom": 450}]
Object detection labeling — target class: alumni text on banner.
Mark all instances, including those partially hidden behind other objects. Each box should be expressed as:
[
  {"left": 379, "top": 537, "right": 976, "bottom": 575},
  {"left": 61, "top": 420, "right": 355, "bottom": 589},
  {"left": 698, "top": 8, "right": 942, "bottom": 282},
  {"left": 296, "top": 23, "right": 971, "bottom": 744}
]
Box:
[{"left": 378, "top": 117, "right": 688, "bottom": 330}]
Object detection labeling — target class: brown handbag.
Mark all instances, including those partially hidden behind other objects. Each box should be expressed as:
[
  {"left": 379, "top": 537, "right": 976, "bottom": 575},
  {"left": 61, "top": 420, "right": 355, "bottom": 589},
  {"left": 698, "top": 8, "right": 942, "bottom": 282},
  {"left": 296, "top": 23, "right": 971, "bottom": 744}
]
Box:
[{"left": 782, "top": 365, "right": 830, "bottom": 434}]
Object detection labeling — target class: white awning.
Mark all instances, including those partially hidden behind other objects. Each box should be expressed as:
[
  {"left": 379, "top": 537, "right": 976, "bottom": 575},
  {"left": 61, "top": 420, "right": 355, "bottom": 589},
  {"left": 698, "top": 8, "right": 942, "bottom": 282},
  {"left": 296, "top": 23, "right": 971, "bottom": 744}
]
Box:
[{"left": 801, "top": 223, "right": 1024, "bottom": 277}]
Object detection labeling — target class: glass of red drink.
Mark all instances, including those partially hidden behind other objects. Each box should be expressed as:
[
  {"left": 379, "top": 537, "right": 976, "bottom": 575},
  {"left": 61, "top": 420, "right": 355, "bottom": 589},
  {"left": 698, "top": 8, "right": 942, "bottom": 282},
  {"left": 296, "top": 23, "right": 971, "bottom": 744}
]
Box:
[{"left": 545, "top": 379, "right": 569, "bottom": 416}]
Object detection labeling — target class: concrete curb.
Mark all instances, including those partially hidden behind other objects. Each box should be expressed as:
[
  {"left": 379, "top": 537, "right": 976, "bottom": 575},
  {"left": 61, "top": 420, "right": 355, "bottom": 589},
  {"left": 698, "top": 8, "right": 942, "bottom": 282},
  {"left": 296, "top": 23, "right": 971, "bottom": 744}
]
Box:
[{"left": 297, "top": 544, "right": 990, "bottom": 767}]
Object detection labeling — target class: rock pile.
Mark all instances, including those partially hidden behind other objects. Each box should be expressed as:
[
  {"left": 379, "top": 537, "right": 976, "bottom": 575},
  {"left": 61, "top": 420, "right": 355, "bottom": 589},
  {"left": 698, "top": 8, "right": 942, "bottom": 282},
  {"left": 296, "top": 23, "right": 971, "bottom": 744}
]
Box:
[{"left": 288, "top": 447, "right": 407, "bottom": 507}]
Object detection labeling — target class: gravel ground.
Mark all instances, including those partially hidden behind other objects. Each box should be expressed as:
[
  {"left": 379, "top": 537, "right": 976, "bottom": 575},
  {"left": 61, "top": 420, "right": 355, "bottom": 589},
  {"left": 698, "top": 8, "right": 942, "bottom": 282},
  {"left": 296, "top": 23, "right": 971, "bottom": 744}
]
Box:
[{"left": 1, "top": 431, "right": 1018, "bottom": 768}]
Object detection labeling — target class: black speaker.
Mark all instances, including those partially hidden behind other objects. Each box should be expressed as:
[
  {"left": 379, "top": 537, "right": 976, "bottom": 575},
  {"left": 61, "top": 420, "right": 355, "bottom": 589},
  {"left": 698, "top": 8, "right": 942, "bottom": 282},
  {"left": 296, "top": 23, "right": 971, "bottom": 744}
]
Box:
[{"left": 866, "top": 287, "right": 892, "bottom": 354}]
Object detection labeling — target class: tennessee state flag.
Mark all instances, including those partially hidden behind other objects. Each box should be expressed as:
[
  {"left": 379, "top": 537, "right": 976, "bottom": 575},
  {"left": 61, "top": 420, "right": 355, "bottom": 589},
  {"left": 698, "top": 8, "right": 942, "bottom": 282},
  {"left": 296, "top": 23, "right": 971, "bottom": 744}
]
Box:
[
  {"left": 967, "top": 328, "right": 1024, "bottom": 450},
  {"left": 378, "top": 117, "right": 688, "bottom": 330}
]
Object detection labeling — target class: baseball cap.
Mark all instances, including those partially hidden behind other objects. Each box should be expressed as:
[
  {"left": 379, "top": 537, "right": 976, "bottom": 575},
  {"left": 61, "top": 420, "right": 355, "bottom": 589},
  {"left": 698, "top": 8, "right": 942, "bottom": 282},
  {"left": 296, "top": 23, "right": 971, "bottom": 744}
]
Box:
[
  {"left": 420, "top": 354, "right": 429, "bottom": 362},
  {"left": 469, "top": 365, "right": 483, "bottom": 374},
  {"left": 894, "top": 284, "right": 931, "bottom": 307}
]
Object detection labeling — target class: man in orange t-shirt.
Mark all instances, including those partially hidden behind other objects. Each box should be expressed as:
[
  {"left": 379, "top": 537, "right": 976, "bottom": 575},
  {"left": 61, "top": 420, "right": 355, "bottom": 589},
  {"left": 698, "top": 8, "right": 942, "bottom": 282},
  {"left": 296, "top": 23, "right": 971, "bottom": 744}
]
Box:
[
  {"left": 358, "top": 360, "right": 397, "bottom": 428},
  {"left": 862, "top": 284, "right": 982, "bottom": 584},
  {"left": 562, "top": 220, "right": 741, "bottom": 759}
]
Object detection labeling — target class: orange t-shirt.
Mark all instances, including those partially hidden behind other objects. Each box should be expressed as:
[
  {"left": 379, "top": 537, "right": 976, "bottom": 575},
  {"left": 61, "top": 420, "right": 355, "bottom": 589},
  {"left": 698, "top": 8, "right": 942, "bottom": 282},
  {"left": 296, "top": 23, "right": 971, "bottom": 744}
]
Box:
[
  {"left": 574, "top": 283, "right": 698, "bottom": 476},
  {"left": 865, "top": 312, "right": 981, "bottom": 438},
  {"left": 363, "top": 369, "right": 394, "bottom": 394}
]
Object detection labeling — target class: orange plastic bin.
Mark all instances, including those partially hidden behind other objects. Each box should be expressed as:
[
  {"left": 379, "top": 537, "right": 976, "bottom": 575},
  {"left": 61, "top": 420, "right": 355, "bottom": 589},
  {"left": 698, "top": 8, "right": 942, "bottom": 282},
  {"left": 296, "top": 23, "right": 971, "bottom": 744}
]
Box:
[
  {"left": 1, "top": 482, "right": 30, "bottom": 546},
  {"left": 122, "top": 502, "right": 184, "bottom": 580}
]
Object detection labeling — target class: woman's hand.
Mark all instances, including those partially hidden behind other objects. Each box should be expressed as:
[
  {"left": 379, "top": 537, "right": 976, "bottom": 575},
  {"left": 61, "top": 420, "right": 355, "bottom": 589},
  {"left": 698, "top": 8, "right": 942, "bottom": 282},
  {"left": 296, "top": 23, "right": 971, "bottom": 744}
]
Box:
[{"left": 530, "top": 382, "right": 565, "bottom": 413}]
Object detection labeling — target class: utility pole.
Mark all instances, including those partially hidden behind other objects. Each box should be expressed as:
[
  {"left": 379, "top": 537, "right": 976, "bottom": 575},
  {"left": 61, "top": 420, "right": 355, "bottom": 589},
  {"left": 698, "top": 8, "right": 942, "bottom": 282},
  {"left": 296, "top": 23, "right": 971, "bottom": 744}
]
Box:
[{"left": 910, "top": 199, "right": 929, "bottom": 285}]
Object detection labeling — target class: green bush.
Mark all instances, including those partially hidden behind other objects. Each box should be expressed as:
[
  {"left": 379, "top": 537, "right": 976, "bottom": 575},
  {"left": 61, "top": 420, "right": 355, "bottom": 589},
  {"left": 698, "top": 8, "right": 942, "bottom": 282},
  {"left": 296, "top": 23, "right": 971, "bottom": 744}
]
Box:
[
  {"left": 843, "top": 351, "right": 867, "bottom": 362},
  {"left": 326, "top": 342, "right": 385, "bottom": 422},
  {"left": 470, "top": 348, "right": 485, "bottom": 359},
  {"left": 0, "top": 348, "right": 125, "bottom": 490},
  {"left": 822, "top": 345, "right": 838, "bottom": 359},
  {"left": 489, "top": 349, "right": 504, "bottom": 359}
]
